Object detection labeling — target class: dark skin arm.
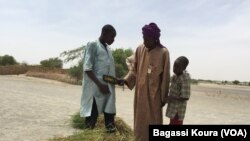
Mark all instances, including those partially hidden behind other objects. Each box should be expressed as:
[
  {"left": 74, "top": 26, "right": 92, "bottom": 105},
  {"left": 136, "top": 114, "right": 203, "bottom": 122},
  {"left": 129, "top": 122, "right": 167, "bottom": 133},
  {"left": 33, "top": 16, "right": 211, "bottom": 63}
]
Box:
[
  {"left": 85, "top": 71, "right": 109, "bottom": 94},
  {"left": 119, "top": 78, "right": 167, "bottom": 107},
  {"left": 117, "top": 79, "right": 126, "bottom": 86},
  {"left": 167, "top": 95, "right": 189, "bottom": 101}
]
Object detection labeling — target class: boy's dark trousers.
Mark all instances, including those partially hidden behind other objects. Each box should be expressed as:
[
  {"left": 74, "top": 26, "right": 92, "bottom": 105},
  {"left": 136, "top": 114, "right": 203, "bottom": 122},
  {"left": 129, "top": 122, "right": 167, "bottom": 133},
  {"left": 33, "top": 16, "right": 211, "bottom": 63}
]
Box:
[{"left": 85, "top": 98, "right": 115, "bottom": 129}]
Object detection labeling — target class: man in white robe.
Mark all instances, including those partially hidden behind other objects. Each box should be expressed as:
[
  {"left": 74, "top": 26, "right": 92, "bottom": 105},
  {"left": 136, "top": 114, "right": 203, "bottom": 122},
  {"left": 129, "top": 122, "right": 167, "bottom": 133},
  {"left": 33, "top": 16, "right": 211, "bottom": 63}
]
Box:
[{"left": 80, "top": 24, "right": 117, "bottom": 133}]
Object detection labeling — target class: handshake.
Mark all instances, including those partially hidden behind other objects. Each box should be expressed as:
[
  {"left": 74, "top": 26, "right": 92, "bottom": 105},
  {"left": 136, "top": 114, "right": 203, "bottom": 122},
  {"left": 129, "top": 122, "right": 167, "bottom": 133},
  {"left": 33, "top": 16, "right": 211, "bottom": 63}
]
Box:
[{"left": 103, "top": 75, "right": 126, "bottom": 86}]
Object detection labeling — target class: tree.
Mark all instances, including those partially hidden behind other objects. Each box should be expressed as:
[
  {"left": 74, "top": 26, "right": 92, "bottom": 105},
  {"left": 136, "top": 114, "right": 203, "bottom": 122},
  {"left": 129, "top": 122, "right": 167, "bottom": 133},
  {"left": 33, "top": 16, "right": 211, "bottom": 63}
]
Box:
[
  {"left": 60, "top": 46, "right": 84, "bottom": 63},
  {"left": 60, "top": 46, "right": 134, "bottom": 79},
  {"left": 68, "top": 60, "right": 83, "bottom": 81},
  {"left": 232, "top": 80, "right": 240, "bottom": 85},
  {"left": 124, "top": 49, "right": 133, "bottom": 57},
  {"left": 112, "top": 48, "right": 133, "bottom": 78},
  {"left": 40, "top": 57, "right": 63, "bottom": 68},
  {"left": 0, "top": 55, "right": 17, "bottom": 66},
  {"left": 248, "top": 82, "right": 250, "bottom": 86},
  {"left": 60, "top": 46, "right": 84, "bottom": 81},
  {"left": 221, "top": 80, "right": 228, "bottom": 85},
  {"left": 115, "top": 64, "right": 126, "bottom": 78}
]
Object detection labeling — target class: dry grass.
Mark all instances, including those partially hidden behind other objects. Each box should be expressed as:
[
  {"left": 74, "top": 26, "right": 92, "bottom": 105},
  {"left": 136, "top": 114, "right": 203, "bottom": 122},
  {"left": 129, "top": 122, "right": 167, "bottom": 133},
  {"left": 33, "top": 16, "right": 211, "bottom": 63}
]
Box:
[
  {"left": 26, "top": 71, "right": 79, "bottom": 85},
  {"left": 0, "top": 65, "right": 80, "bottom": 85},
  {"left": 27, "top": 66, "right": 68, "bottom": 74},
  {"left": 50, "top": 112, "right": 134, "bottom": 141},
  {"left": 25, "top": 66, "right": 80, "bottom": 85},
  {"left": 0, "top": 65, "right": 28, "bottom": 75}
]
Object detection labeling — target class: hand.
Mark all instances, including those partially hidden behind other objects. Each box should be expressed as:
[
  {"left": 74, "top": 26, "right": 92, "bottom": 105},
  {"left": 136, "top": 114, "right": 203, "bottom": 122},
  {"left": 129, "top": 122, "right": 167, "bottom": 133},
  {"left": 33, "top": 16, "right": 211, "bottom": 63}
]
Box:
[
  {"left": 98, "top": 83, "right": 110, "bottom": 94},
  {"left": 117, "top": 79, "right": 125, "bottom": 86}
]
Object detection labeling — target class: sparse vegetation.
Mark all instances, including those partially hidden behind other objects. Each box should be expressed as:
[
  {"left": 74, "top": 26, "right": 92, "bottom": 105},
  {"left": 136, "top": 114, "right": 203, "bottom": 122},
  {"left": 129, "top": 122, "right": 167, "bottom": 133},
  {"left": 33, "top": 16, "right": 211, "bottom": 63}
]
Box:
[
  {"left": 50, "top": 112, "right": 134, "bottom": 141},
  {"left": 67, "top": 60, "right": 83, "bottom": 83},
  {"left": 191, "top": 79, "right": 199, "bottom": 85},
  {"left": 40, "top": 57, "right": 63, "bottom": 68},
  {"left": 112, "top": 48, "right": 133, "bottom": 78},
  {"left": 60, "top": 46, "right": 84, "bottom": 81},
  {"left": 1, "top": 52, "right": 249, "bottom": 87},
  {"left": 0, "top": 55, "right": 17, "bottom": 66},
  {"left": 0, "top": 65, "right": 28, "bottom": 75},
  {"left": 25, "top": 66, "right": 79, "bottom": 84},
  {"left": 60, "top": 46, "right": 134, "bottom": 80},
  {"left": 232, "top": 80, "right": 240, "bottom": 85},
  {"left": 221, "top": 80, "right": 228, "bottom": 85}
]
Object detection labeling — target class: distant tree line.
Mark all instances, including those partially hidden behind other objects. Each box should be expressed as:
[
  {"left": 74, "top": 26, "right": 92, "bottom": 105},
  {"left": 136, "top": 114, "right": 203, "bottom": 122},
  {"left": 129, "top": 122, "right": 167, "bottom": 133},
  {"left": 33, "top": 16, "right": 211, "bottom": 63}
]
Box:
[
  {"left": 2, "top": 52, "right": 250, "bottom": 87},
  {"left": 192, "top": 79, "right": 249, "bottom": 86}
]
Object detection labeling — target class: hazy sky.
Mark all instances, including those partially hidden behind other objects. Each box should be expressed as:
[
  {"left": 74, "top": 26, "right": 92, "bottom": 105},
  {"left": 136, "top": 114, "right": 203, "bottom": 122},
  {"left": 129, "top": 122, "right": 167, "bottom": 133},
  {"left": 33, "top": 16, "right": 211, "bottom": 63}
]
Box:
[{"left": 0, "top": 0, "right": 250, "bottom": 81}]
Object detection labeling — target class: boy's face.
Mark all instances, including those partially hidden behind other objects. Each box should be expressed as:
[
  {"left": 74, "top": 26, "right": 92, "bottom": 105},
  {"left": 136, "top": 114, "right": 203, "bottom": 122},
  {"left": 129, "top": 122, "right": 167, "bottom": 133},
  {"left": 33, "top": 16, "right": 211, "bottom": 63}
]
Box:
[
  {"left": 104, "top": 31, "right": 116, "bottom": 45},
  {"left": 173, "top": 60, "right": 185, "bottom": 76}
]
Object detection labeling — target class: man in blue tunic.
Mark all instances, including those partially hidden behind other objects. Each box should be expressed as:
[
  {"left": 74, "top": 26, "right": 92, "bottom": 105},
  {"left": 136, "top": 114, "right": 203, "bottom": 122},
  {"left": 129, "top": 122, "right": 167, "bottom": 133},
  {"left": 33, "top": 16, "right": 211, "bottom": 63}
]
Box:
[{"left": 80, "top": 24, "right": 117, "bottom": 133}]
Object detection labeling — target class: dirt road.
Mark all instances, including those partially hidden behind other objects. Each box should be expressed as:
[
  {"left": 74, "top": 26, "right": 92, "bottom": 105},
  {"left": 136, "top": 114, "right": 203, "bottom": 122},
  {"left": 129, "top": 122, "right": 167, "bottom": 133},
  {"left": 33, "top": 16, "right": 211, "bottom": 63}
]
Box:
[
  {"left": 1, "top": 75, "right": 250, "bottom": 141},
  {"left": 0, "top": 75, "right": 81, "bottom": 141}
]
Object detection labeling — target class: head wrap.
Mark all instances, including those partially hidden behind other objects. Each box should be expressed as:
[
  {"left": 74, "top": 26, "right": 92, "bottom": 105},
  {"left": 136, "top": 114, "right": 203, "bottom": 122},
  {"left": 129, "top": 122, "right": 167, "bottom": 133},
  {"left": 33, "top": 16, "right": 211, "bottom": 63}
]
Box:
[
  {"left": 142, "top": 22, "right": 163, "bottom": 46},
  {"left": 142, "top": 23, "right": 160, "bottom": 39}
]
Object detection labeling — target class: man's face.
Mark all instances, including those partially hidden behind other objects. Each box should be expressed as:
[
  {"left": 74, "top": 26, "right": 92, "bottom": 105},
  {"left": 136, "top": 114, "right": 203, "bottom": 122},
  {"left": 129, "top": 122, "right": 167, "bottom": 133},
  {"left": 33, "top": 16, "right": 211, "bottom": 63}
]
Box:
[
  {"left": 105, "top": 31, "right": 116, "bottom": 45},
  {"left": 143, "top": 35, "right": 155, "bottom": 49}
]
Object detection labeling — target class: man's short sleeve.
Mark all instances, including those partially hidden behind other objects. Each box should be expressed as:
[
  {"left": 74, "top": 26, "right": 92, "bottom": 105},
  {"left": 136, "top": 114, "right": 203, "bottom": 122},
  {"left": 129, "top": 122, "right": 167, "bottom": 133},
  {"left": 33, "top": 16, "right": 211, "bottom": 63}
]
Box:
[{"left": 83, "top": 42, "right": 97, "bottom": 71}]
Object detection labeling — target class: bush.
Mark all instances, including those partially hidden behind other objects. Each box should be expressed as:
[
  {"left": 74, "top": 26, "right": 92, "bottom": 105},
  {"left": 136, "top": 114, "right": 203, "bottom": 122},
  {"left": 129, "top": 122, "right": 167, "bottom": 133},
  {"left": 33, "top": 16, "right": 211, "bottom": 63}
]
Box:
[
  {"left": 191, "top": 79, "right": 199, "bottom": 85},
  {"left": 112, "top": 48, "right": 133, "bottom": 78},
  {"left": 40, "top": 57, "right": 63, "bottom": 68},
  {"left": 68, "top": 60, "right": 83, "bottom": 82},
  {"left": 0, "top": 55, "right": 17, "bottom": 66},
  {"left": 232, "top": 80, "right": 240, "bottom": 85},
  {"left": 115, "top": 64, "right": 126, "bottom": 79}
]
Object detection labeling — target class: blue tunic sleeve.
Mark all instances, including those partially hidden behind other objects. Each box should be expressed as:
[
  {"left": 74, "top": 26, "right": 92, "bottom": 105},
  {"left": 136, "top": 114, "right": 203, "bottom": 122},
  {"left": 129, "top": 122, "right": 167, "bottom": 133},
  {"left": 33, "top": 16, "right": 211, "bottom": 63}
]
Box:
[{"left": 83, "top": 42, "right": 97, "bottom": 71}]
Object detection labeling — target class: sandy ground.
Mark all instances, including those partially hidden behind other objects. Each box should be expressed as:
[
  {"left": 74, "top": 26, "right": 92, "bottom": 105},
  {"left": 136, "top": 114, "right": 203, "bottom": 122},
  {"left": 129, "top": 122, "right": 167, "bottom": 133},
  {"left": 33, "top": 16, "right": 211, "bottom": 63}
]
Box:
[{"left": 1, "top": 75, "right": 250, "bottom": 141}]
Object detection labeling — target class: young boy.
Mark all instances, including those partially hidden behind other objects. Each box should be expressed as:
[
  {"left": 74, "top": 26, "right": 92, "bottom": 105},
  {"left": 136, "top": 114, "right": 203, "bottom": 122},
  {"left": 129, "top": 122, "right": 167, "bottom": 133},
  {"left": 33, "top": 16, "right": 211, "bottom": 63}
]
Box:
[
  {"left": 80, "top": 24, "right": 117, "bottom": 133},
  {"left": 165, "top": 56, "right": 191, "bottom": 125}
]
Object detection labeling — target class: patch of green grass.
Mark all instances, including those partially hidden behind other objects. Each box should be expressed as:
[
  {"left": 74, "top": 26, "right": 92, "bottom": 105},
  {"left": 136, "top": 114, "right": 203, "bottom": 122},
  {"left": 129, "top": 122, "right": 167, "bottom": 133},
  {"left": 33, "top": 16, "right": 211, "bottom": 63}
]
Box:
[
  {"left": 50, "top": 112, "right": 134, "bottom": 141},
  {"left": 71, "top": 112, "right": 85, "bottom": 129}
]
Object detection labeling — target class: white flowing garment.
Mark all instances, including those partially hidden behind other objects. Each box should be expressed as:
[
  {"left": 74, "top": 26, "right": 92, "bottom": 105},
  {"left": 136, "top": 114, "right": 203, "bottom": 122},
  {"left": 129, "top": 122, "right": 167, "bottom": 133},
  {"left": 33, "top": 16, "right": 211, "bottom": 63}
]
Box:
[{"left": 80, "top": 40, "right": 116, "bottom": 117}]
